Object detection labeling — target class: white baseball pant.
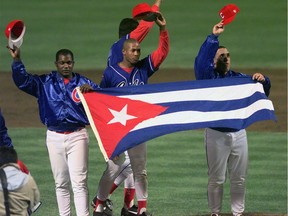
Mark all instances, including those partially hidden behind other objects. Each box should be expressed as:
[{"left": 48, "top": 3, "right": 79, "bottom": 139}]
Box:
[
  {"left": 205, "top": 128, "right": 248, "bottom": 215},
  {"left": 46, "top": 128, "right": 89, "bottom": 216},
  {"left": 97, "top": 142, "right": 147, "bottom": 201},
  {"left": 114, "top": 151, "right": 134, "bottom": 188}
]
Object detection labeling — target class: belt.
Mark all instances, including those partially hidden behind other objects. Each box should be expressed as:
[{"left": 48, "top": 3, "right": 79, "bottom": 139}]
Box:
[{"left": 53, "top": 127, "right": 84, "bottom": 134}]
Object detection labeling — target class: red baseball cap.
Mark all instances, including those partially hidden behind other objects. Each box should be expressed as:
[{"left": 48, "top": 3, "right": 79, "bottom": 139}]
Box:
[
  {"left": 132, "top": 3, "right": 152, "bottom": 19},
  {"left": 5, "top": 19, "right": 26, "bottom": 49},
  {"left": 219, "top": 4, "right": 240, "bottom": 25}
]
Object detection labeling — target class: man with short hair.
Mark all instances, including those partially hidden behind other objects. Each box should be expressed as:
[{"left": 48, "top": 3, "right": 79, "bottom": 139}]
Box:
[
  {"left": 194, "top": 21, "right": 271, "bottom": 216},
  {"left": 93, "top": 11, "right": 169, "bottom": 216},
  {"left": 107, "top": 0, "right": 161, "bottom": 67},
  {"left": 8, "top": 47, "right": 99, "bottom": 216},
  {"left": 92, "top": 1, "right": 162, "bottom": 216}
]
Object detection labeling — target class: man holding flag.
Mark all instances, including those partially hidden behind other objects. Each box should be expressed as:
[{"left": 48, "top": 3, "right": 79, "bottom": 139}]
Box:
[
  {"left": 92, "top": 12, "right": 169, "bottom": 216},
  {"left": 93, "top": 1, "right": 163, "bottom": 215},
  {"left": 194, "top": 21, "right": 271, "bottom": 216},
  {"left": 79, "top": 9, "right": 274, "bottom": 216}
]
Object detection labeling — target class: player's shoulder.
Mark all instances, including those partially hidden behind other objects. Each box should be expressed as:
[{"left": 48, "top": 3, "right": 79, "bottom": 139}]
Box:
[
  {"left": 36, "top": 71, "right": 55, "bottom": 82},
  {"left": 230, "top": 70, "right": 248, "bottom": 77},
  {"left": 136, "top": 56, "right": 150, "bottom": 68},
  {"left": 74, "top": 72, "right": 93, "bottom": 82}
]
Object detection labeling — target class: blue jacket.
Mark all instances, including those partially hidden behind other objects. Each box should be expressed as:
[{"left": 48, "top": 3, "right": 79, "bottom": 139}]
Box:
[
  {"left": 12, "top": 61, "right": 99, "bottom": 132},
  {"left": 0, "top": 110, "right": 13, "bottom": 147},
  {"left": 194, "top": 34, "right": 271, "bottom": 132},
  {"left": 100, "top": 55, "right": 155, "bottom": 88},
  {"left": 194, "top": 34, "right": 271, "bottom": 97}
]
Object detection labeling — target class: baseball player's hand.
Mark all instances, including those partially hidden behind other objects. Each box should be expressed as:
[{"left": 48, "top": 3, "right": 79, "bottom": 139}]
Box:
[
  {"left": 212, "top": 22, "right": 224, "bottom": 36},
  {"left": 7, "top": 45, "right": 21, "bottom": 61},
  {"left": 79, "top": 84, "right": 94, "bottom": 93},
  {"left": 155, "top": 12, "right": 166, "bottom": 31},
  {"left": 252, "top": 73, "right": 266, "bottom": 83}
]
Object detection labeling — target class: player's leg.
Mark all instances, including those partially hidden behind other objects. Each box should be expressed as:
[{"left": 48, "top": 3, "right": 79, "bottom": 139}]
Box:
[
  {"left": 110, "top": 151, "right": 133, "bottom": 197},
  {"left": 123, "top": 173, "right": 135, "bottom": 208},
  {"left": 46, "top": 130, "right": 71, "bottom": 216},
  {"left": 67, "top": 128, "right": 89, "bottom": 216},
  {"left": 116, "top": 152, "right": 135, "bottom": 210},
  {"left": 128, "top": 142, "right": 148, "bottom": 215},
  {"left": 121, "top": 174, "right": 138, "bottom": 216},
  {"left": 205, "top": 128, "right": 231, "bottom": 215},
  {"left": 93, "top": 155, "right": 124, "bottom": 214},
  {"left": 100, "top": 153, "right": 133, "bottom": 212},
  {"left": 106, "top": 151, "right": 136, "bottom": 216},
  {"left": 228, "top": 129, "right": 248, "bottom": 216}
]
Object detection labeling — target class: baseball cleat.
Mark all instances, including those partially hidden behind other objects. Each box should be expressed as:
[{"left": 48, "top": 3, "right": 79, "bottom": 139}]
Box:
[
  {"left": 91, "top": 196, "right": 97, "bottom": 208},
  {"left": 122, "top": 205, "right": 138, "bottom": 216},
  {"left": 91, "top": 197, "right": 113, "bottom": 211},
  {"left": 105, "top": 199, "right": 113, "bottom": 210},
  {"left": 103, "top": 206, "right": 113, "bottom": 216},
  {"left": 121, "top": 207, "right": 128, "bottom": 216},
  {"left": 121, "top": 207, "right": 126, "bottom": 216}
]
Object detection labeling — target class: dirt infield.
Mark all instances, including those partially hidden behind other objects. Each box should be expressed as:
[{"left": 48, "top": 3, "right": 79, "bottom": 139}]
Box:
[{"left": 0, "top": 68, "right": 286, "bottom": 132}]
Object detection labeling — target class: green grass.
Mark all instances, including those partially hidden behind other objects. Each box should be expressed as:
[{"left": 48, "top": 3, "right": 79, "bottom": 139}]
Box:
[
  {"left": 0, "top": 0, "right": 286, "bottom": 72},
  {"left": 9, "top": 128, "right": 287, "bottom": 215}
]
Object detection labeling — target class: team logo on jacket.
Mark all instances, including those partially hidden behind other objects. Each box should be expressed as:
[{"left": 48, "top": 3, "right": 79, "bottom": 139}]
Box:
[
  {"left": 116, "top": 79, "right": 145, "bottom": 87},
  {"left": 72, "top": 88, "right": 81, "bottom": 103}
]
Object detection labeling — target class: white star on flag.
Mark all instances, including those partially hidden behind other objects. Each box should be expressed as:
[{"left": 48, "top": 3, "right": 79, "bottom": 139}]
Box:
[{"left": 107, "top": 104, "right": 137, "bottom": 126}]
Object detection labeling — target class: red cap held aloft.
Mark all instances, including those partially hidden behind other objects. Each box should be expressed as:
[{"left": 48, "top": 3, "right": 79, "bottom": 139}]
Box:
[
  {"left": 132, "top": 3, "right": 152, "bottom": 19},
  {"left": 219, "top": 4, "right": 240, "bottom": 25},
  {"left": 5, "top": 19, "right": 26, "bottom": 49}
]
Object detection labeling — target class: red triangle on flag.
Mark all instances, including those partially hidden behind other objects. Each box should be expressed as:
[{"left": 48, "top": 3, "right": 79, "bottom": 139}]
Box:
[{"left": 82, "top": 92, "right": 167, "bottom": 159}]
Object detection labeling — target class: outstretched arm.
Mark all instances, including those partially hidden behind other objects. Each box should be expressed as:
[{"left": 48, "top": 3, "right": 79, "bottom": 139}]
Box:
[
  {"left": 130, "top": 0, "right": 162, "bottom": 42},
  {"left": 212, "top": 21, "right": 224, "bottom": 36},
  {"left": 194, "top": 22, "right": 225, "bottom": 80},
  {"left": 150, "top": 13, "right": 169, "bottom": 69},
  {"left": 7, "top": 45, "right": 21, "bottom": 62},
  {"left": 8, "top": 46, "right": 40, "bottom": 97},
  {"left": 130, "top": 20, "right": 154, "bottom": 43}
]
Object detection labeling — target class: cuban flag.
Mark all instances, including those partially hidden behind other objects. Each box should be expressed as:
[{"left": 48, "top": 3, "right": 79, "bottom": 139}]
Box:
[{"left": 77, "top": 77, "right": 276, "bottom": 161}]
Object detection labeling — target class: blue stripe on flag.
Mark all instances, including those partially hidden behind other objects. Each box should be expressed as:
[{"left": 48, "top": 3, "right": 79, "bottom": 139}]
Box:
[
  {"left": 161, "top": 92, "right": 267, "bottom": 113},
  {"left": 111, "top": 109, "right": 275, "bottom": 159},
  {"left": 85, "top": 77, "right": 275, "bottom": 159}
]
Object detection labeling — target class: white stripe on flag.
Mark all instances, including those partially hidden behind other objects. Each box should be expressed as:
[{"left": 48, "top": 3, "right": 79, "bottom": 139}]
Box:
[
  {"left": 119, "top": 83, "right": 264, "bottom": 103},
  {"left": 132, "top": 99, "right": 274, "bottom": 131}
]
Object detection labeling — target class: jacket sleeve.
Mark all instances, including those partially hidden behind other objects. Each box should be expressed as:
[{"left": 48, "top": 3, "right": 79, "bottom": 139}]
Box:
[
  {"left": 194, "top": 34, "right": 219, "bottom": 80},
  {"left": 130, "top": 20, "right": 154, "bottom": 43},
  {"left": 0, "top": 111, "right": 13, "bottom": 148},
  {"left": 262, "top": 76, "right": 271, "bottom": 97},
  {"left": 12, "top": 61, "right": 40, "bottom": 98},
  {"left": 150, "top": 30, "right": 169, "bottom": 69},
  {"left": 87, "top": 79, "right": 99, "bottom": 90},
  {"left": 129, "top": 2, "right": 159, "bottom": 42}
]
